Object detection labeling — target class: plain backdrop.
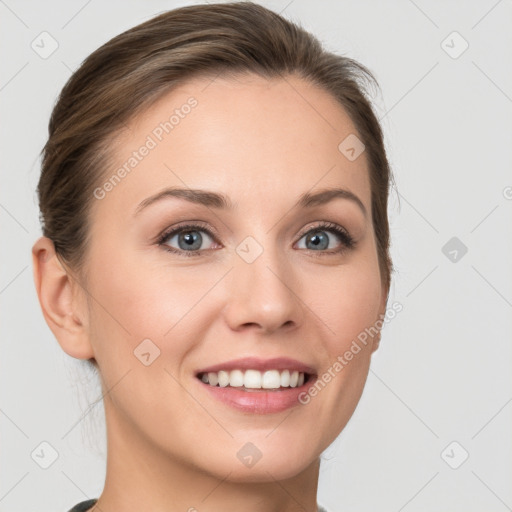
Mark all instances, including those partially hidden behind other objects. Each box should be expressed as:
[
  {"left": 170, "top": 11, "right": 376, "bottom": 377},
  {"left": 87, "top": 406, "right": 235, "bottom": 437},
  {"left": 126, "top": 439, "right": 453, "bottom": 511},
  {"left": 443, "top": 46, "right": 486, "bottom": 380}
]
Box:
[{"left": 1, "top": 1, "right": 511, "bottom": 511}]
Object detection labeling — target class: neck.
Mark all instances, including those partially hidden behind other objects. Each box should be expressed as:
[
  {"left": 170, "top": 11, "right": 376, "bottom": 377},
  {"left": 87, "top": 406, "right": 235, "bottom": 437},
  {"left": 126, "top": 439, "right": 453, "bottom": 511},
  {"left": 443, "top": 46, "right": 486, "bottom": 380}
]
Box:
[{"left": 92, "top": 398, "right": 321, "bottom": 512}]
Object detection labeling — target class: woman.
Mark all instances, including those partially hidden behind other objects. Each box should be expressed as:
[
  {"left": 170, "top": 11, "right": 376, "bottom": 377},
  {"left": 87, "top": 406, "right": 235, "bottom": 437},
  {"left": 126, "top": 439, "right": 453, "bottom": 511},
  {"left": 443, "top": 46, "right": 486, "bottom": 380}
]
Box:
[{"left": 32, "top": 2, "right": 395, "bottom": 511}]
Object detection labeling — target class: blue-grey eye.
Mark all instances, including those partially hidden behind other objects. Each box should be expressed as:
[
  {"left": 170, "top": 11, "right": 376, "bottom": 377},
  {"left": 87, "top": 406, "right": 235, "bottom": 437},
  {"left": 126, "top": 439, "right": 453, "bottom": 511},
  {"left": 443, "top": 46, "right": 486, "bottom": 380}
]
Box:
[
  {"left": 166, "top": 229, "right": 214, "bottom": 251},
  {"left": 297, "top": 229, "right": 341, "bottom": 251}
]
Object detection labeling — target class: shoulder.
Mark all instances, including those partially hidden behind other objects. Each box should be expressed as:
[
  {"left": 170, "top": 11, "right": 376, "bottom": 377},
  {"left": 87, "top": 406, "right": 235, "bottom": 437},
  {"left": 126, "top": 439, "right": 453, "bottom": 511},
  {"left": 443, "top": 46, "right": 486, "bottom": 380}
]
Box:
[{"left": 67, "top": 498, "right": 98, "bottom": 512}]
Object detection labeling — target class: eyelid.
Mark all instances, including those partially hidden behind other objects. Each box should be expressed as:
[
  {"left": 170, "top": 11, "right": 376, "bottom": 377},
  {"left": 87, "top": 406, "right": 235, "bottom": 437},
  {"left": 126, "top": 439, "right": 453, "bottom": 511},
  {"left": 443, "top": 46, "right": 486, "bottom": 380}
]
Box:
[
  {"left": 296, "top": 220, "right": 351, "bottom": 241},
  {"left": 156, "top": 220, "right": 219, "bottom": 244}
]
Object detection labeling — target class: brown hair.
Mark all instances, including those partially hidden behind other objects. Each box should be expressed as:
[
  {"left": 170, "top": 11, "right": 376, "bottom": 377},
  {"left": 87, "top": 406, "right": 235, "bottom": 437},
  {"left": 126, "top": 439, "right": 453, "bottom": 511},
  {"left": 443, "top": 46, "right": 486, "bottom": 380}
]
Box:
[{"left": 37, "top": 1, "right": 395, "bottom": 300}]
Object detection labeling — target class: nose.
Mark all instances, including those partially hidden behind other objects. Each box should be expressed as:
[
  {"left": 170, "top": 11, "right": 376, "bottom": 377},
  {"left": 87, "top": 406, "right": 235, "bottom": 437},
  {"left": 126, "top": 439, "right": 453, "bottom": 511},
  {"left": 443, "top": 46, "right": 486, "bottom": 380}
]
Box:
[{"left": 222, "top": 242, "right": 303, "bottom": 335}]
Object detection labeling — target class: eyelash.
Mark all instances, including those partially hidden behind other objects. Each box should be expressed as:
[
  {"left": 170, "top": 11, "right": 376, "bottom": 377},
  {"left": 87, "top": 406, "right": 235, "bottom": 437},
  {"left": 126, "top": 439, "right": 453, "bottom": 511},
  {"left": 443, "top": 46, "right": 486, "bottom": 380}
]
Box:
[{"left": 156, "top": 221, "right": 356, "bottom": 258}]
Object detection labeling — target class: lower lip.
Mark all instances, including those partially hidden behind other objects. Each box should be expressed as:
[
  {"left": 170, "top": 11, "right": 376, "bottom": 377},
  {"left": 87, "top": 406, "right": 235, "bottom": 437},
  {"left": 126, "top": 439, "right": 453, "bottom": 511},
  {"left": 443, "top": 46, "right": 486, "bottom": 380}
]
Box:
[{"left": 196, "top": 375, "right": 316, "bottom": 414}]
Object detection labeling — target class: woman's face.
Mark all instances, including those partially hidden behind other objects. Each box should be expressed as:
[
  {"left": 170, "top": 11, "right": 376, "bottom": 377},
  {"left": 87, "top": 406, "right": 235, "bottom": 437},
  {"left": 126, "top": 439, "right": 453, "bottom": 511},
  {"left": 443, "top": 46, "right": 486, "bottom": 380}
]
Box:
[{"left": 80, "top": 73, "right": 387, "bottom": 481}]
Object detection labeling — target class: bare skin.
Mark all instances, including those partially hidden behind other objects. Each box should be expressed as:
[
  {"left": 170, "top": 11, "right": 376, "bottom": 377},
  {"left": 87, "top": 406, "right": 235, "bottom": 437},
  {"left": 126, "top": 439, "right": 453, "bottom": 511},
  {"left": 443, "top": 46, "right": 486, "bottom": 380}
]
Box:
[{"left": 32, "top": 73, "right": 387, "bottom": 512}]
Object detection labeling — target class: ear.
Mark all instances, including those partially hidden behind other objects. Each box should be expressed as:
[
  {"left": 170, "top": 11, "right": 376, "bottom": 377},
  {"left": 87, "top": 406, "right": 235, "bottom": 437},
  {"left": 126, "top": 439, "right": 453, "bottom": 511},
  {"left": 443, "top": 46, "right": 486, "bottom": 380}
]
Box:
[{"left": 31, "top": 236, "right": 95, "bottom": 360}]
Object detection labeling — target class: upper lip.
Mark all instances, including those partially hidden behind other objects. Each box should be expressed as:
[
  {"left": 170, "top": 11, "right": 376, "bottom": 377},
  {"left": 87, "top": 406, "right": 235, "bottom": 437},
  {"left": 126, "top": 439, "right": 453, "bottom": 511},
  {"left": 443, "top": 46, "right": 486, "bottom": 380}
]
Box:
[{"left": 196, "top": 357, "right": 316, "bottom": 376}]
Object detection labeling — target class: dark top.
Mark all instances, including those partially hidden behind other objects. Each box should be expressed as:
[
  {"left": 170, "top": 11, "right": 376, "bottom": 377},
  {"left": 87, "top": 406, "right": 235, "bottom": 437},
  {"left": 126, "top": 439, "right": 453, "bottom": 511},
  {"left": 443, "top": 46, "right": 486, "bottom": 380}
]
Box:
[
  {"left": 67, "top": 499, "right": 97, "bottom": 512},
  {"left": 68, "top": 498, "right": 329, "bottom": 511}
]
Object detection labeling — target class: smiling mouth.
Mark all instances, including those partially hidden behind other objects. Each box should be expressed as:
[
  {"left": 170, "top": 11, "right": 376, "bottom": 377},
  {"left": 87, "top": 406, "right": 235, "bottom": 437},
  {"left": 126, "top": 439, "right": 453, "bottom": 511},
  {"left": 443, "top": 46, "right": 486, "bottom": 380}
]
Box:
[{"left": 196, "top": 369, "right": 313, "bottom": 391}]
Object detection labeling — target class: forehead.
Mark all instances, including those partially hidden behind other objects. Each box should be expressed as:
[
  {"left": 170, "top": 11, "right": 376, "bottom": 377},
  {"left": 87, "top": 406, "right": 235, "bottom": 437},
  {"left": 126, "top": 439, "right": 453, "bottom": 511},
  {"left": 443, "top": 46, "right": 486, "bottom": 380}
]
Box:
[{"left": 95, "top": 73, "right": 371, "bottom": 219}]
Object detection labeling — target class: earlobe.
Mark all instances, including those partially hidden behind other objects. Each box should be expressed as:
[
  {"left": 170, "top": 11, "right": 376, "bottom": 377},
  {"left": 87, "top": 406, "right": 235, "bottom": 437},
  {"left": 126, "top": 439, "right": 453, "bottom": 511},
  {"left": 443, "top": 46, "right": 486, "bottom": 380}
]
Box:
[{"left": 31, "top": 236, "right": 94, "bottom": 360}]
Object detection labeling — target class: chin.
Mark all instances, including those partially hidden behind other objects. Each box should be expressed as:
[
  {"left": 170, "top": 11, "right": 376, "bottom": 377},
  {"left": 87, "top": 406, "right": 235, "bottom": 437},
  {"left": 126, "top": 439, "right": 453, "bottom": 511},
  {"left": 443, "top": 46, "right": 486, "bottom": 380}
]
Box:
[{"left": 195, "top": 439, "right": 319, "bottom": 483}]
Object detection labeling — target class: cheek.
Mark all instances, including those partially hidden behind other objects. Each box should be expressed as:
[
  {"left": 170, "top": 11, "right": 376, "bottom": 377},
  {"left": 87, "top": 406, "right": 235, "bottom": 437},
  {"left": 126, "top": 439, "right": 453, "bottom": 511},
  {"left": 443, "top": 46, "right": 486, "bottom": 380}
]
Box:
[
  {"left": 299, "top": 265, "right": 381, "bottom": 443},
  {"left": 90, "top": 246, "right": 202, "bottom": 335},
  {"left": 86, "top": 249, "right": 229, "bottom": 393},
  {"left": 85, "top": 257, "right": 204, "bottom": 417},
  {"left": 308, "top": 259, "right": 383, "bottom": 350}
]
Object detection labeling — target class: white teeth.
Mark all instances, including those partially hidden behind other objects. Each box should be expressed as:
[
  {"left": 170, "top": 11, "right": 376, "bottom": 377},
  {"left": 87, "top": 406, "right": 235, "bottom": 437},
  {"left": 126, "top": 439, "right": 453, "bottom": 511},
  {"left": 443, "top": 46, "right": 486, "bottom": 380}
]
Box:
[
  {"left": 262, "top": 370, "right": 281, "bottom": 389},
  {"left": 229, "top": 369, "right": 244, "bottom": 387},
  {"left": 218, "top": 370, "right": 230, "bottom": 387},
  {"left": 200, "top": 369, "right": 308, "bottom": 389},
  {"left": 244, "top": 369, "right": 261, "bottom": 389},
  {"left": 280, "top": 369, "right": 290, "bottom": 387}
]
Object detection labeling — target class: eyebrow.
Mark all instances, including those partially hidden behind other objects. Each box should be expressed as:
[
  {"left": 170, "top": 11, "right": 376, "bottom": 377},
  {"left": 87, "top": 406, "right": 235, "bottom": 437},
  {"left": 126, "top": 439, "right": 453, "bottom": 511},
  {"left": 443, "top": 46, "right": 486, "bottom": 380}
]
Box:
[{"left": 133, "top": 186, "right": 367, "bottom": 218}]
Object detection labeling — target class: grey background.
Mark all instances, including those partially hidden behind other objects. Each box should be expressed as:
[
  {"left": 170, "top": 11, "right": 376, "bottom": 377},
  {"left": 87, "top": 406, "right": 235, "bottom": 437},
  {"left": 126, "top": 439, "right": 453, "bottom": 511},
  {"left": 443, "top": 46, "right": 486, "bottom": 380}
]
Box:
[{"left": 1, "top": 0, "right": 511, "bottom": 511}]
